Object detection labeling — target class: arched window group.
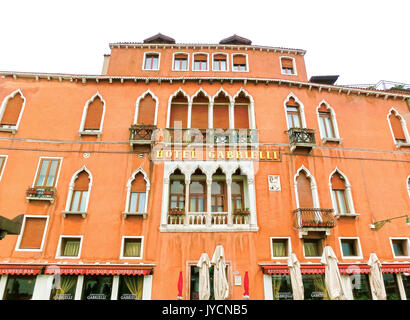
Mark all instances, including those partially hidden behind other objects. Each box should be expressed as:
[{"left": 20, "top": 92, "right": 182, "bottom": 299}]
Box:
[
  {"left": 294, "top": 166, "right": 355, "bottom": 216},
  {"left": 167, "top": 88, "right": 255, "bottom": 130}
]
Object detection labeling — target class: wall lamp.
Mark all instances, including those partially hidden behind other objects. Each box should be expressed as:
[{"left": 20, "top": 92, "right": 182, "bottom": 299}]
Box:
[{"left": 370, "top": 214, "right": 410, "bottom": 230}]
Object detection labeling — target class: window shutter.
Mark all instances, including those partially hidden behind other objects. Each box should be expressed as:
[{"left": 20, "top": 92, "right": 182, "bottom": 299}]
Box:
[
  {"left": 175, "top": 54, "right": 187, "bottom": 60},
  {"left": 194, "top": 54, "right": 207, "bottom": 62},
  {"left": 296, "top": 172, "right": 314, "bottom": 208},
  {"left": 1, "top": 93, "right": 24, "bottom": 125},
  {"left": 19, "top": 218, "right": 47, "bottom": 249},
  {"left": 169, "top": 101, "right": 188, "bottom": 128},
  {"left": 137, "top": 94, "right": 156, "bottom": 125},
  {"left": 281, "top": 58, "right": 294, "bottom": 68},
  {"left": 234, "top": 105, "right": 249, "bottom": 129},
  {"left": 131, "top": 173, "right": 146, "bottom": 192},
  {"left": 74, "top": 171, "right": 90, "bottom": 191},
  {"left": 389, "top": 113, "right": 406, "bottom": 140},
  {"left": 214, "top": 54, "right": 226, "bottom": 60},
  {"left": 213, "top": 105, "right": 230, "bottom": 129},
  {"left": 84, "top": 97, "right": 104, "bottom": 130},
  {"left": 191, "top": 105, "right": 209, "bottom": 128},
  {"left": 331, "top": 173, "right": 346, "bottom": 190},
  {"left": 233, "top": 55, "right": 246, "bottom": 65}
]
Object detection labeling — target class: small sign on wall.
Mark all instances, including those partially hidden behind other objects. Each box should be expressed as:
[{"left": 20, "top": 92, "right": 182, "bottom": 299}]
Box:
[
  {"left": 234, "top": 276, "right": 242, "bottom": 286},
  {"left": 268, "top": 175, "right": 281, "bottom": 191}
]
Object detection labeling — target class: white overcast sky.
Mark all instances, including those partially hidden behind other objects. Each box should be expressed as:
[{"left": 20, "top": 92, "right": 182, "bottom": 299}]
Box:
[{"left": 0, "top": 0, "right": 409, "bottom": 85}]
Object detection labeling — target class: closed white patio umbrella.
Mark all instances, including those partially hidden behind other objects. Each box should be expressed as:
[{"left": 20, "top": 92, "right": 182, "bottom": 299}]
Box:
[
  {"left": 321, "top": 245, "right": 346, "bottom": 300},
  {"left": 368, "top": 253, "right": 387, "bottom": 300},
  {"left": 196, "top": 253, "right": 211, "bottom": 300},
  {"left": 211, "top": 245, "right": 229, "bottom": 300},
  {"left": 288, "top": 252, "right": 304, "bottom": 300}
]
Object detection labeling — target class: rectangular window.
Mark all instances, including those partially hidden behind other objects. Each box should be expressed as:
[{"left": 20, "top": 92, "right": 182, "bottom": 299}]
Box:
[
  {"left": 303, "top": 239, "right": 323, "bottom": 257},
  {"left": 193, "top": 55, "right": 208, "bottom": 71},
  {"left": 332, "top": 190, "right": 349, "bottom": 214},
  {"left": 129, "top": 192, "right": 146, "bottom": 213},
  {"left": 3, "top": 276, "right": 36, "bottom": 300},
  {"left": 233, "top": 55, "right": 247, "bottom": 72},
  {"left": 50, "top": 275, "right": 78, "bottom": 300},
  {"left": 402, "top": 274, "right": 410, "bottom": 300},
  {"left": 351, "top": 274, "right": 372, "bottom": 300},
  {"left": 17, "top": 216, "right": 48, "bottom": 250},
  {"left": 118, "top": 276, "right": 144, "bottom": 300},
  {"left": 286, "top": 106, "right": 301, "bottom": 128},
  {"left": 271, "top": 238, "right": 290, "bottom": 258},
  {"left": 59, "top": 237, "right": 81, "bottom": 258},
  {"left": 213, "top": 58, "right": 227, "bottom": 71},
  {"left": 281, "top": 58, "right": 295, "bottom": 75},
  {"left": 391, "top": 239, "right": 409, "bottom": 257},
  {"left": 35, "top": 158, "right": 60, "bottom": 188},
  {"left": 81, "top": 276, "right": 113, "bottom": 300},
  {"left": 144, "top": 54, "right": 159, "bottom": 70},
  {"left": 340, "top": 238, "right": 361, "bottom": 257},
  {"left": 271, "top": 275, "right": 293, "bottom": 300},
  {"left": 174, "top": 55, "right": 188, "bottom": 71},
  {"left": 302, "top": 274, "right": 329, "bottom": 300},
  {"left": 122, "top": 237, "right": 142, "bottom": 258}
]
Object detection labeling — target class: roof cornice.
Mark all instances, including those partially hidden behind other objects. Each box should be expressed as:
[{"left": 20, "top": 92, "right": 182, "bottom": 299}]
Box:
[
  {"left": 1, "top": 71, "right": 410, "bottom": 100},
  {"left": 108, "top": 42, "right": 307, "bottom": 55}
]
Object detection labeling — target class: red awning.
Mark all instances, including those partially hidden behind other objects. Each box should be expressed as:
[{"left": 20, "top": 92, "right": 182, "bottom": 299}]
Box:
[
  {"left": 44, "top": 265, "right": 152, "bottom": 276},
  {"left": 0, "top": 264, "right": 43, "bottom": 275},
  {"left": 381, "top": 264, "right": 410, "bottom": 274},
  {"left": 300, "top": 265, "right": 325, "bottom": 274},
  {"left": 262, "top": 265, "right": 289, "bottom": 275},
  {"left": 338, "top": 264, "right": 371, "bottom": 274}
]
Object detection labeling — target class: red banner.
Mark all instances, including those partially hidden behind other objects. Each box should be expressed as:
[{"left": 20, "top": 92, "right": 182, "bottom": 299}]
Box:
[
  {"left": 338, "top": 264, "right": 371, "bottom": 274},
  {"left": 0, "top": 264, "right": 43, "bottom": 275},
  {"left": 44, "top": 265, "right": 152, "bottom": 276},
  {"left": 381, "top": 264, "right": 410, "bottom": 274},
  {"left": 261, "top": 265, "right": 289, "bottom": 275},
  {"left": 300, "top": 265, "right": 325, "bottom": 274}
]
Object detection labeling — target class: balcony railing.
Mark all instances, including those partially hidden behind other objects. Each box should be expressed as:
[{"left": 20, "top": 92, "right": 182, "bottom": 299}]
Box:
[
  {"left": 294, "top": 208, "right": 336, "bottom": 229},
  {"left": 167, "top": 211, "right": 250, "bottom": 226},
  {"left": 26, "top": 187, "right": 56, "bottom": 203},
  {"left": 129, "top": 124, "right": 157, "bottom": 145},
  {"left": 287, "top": 128, "right": 316, "bottom": 152},
  {"left": 163, "top": 128, "right": 258, "bottom": 145}
]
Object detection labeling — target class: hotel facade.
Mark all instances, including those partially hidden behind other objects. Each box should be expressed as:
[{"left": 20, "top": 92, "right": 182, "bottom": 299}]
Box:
[{"left": 0, "top": 33, "right": 409, "bottom": 300}]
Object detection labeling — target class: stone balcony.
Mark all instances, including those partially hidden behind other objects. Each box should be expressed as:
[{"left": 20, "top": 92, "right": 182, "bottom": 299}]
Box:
[
  {"left": 293, "top": 208, "right": 336, "bottom": 238},
  {"left": 287, "top": 127, "right": 316, "bottom": 152}
]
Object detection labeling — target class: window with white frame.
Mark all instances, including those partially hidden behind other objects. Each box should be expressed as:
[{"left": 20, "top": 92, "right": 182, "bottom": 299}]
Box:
[
  {"left": 270, "top": 237, "right": 291, "bottom": 259},
  {"left": 280, "top": 57, "right": 296, "bottom": 75},
  {"left": 330, "top": 171, "right": 352, "bottom": 215},
  {"left": 0, "top": 89, "right": 26, "bottom": 132},
  {"left": 390, "top": 238, "right": 410, "bottom": 258},
  {"left": 232, "top": 54, "right": 248, "bottom": 72},
  {"left": 15, "top": 215, "right": 49, "bottom": 251},
  {"left": 388, "top": 109, "right": 410, "bottom": 146},
  {"left": 125, "top": 170, "right": 150, "bottom": 215},
  {"left": 303, "top": 238, "right": 323, "bottom": 258},
  {"left": 213, "top": 53, "right": 228, "bottom": 71},
  {"left": 143, "top": 53, "right": 160, "bottom": 70},
  {"left": 33, "top": 157, "right": 62, "bottom": 189},
  {"left": 173, "top": 53, "right": 189, "bottom": 71},
  {"left": 63, "top": 167, "right": 91, "bottom": 217},
  {"left": 339, "top": 237, "right": 362, "bottom": 258},
  {"left": 317, "top": 102, "right": 341, "bottom": 142},
  {"left": 56, "top": 236, "right": 82, "bottom": 258},
  {"left": 0, "top": 155, "right": 7, "bottom": 181},
  {"left": 121, "top": 237, "right": 143, "bottom": 259},
  {"left": 79, "top": 93, "right": 105, "bottom": 135},
  {"left": 193, "top": 53, "right": 209, "bottom": 71}
]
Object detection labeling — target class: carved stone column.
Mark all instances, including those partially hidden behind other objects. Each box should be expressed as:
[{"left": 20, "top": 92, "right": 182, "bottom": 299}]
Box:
[
  {"left": 226, "top": 177, "right": 233, "bottom": 226},
  {"left": 184, "top": 178, "right": 190, "bottom": 226},
  {"left": 206, "top": 178, "right": 212, "bottom": 226}
]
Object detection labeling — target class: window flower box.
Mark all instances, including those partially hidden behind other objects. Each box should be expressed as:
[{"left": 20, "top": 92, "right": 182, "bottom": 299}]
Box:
[
  {"left": 26, "top": 187, "right": 37, "bottom": 196},
  {"left": 233, "top": 208, "right": 250, "bottom": 215},
  {"left": 168, "top": 208, "right": 185, "bottom": 215}
]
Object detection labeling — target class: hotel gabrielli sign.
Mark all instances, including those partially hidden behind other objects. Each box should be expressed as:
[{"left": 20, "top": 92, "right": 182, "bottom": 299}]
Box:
[{"left": 151, "top": 146, "right": 280, "bottom": 162}]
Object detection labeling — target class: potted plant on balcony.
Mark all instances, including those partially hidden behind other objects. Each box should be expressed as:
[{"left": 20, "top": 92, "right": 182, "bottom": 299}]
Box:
[
  {"left": 233, "top": 208, "right": 250, "bottom": 215},
  {"left": 42, "top": 188, "right": 54, "bottom": 196},
  {"left": 26, "top": 187, "right": 37, "bottom": 196},
  {"left": 168, "top": 207, "right": 185, "bottom": 215}
]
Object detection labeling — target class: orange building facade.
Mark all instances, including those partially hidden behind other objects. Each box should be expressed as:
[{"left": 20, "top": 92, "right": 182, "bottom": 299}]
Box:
[{"left": 0, "top": 34, "right": 409, "bottom": 300}]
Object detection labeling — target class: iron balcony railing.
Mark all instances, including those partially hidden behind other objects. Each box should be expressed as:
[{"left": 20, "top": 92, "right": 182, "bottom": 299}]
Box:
[
  {"left": 163, "top": 128, "right": 258, "bottom": 144},
  {"left": 293, "top": 208, "right": 336, "bottom": 229},
  {"left": 287, "top": 128, "right": 316, "bottom": 149},
  {"left": 26, "top": 186, "right": 56, "bottom": 203},
  {"left": 129, "top": 124, "right": 157, "bottom": 144}
]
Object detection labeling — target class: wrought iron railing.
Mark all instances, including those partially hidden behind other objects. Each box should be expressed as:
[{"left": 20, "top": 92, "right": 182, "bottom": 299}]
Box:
[
  {"left": 293, "top": 208, "right": 336, "bottom": 229},
  {"left": 287, "top": 128, "right": 316, "bottom": 147},
  {"left": 26, "top": 187, "right": 56, "bottom": 202},
  {"left": 129, "top": 124, "right": 157, "bottom": 143},
  {"left": 163, "top": 128, "right": 258, "bottom": 144}
]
